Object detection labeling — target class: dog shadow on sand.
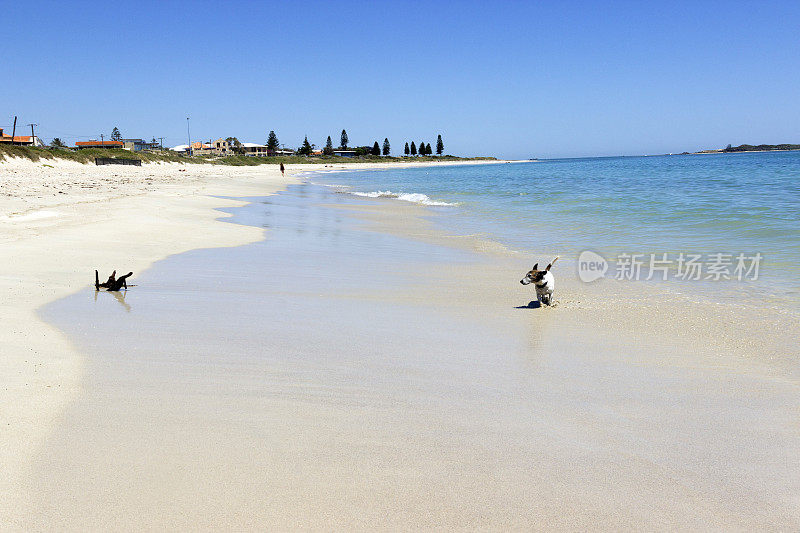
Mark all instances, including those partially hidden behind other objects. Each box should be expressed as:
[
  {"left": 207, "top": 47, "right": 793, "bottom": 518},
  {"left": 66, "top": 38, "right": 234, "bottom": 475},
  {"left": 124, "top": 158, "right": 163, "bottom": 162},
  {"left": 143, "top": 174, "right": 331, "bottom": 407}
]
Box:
[{"left": 515, "top": 300, "right": 559, "bottom": 309}]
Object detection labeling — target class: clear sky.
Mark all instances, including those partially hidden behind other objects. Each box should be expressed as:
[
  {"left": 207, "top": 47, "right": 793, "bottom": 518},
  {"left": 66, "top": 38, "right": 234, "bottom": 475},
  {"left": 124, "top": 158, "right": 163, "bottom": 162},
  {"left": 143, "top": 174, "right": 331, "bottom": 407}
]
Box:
[{"left": 3, "top": 1, "right": 799, "bottom": 159}]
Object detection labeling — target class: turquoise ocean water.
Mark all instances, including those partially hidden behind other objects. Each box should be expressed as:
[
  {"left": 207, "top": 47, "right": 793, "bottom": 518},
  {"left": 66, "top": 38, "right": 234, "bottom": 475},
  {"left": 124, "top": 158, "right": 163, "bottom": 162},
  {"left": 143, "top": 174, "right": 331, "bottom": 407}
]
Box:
[{"left": 311, "top": 152, "right": 799, "bottom": 310}]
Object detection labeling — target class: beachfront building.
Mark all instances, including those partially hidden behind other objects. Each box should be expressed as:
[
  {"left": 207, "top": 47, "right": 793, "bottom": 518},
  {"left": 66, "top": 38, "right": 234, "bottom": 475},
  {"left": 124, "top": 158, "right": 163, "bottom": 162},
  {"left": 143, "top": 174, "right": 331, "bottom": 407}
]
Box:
[
  {"left": 0, "top": 128, "right": 44, "bottom": 146},
  {"left": 75, "top": 140, "right": 124, "bottom": 149},
  {"left": 122, "top": 139, "right": 161, "bottom": 152},
  {"left": 273, "top": 148, "right": 295, "bottom": 156},
  {"left": 191, "top": 141, "right": 214, "bottom": 155},
  {"left": 213, "top": 138, "right": 231, "bottom": 156},
  {"left": 122, "top": 138, "right": 160, "bottom": 152},
  {"left": 241, "top": 142, "right": 268, "bottom": 157},
  {"left": 333, "top": 150, "right": 357, "bottom": 158}
]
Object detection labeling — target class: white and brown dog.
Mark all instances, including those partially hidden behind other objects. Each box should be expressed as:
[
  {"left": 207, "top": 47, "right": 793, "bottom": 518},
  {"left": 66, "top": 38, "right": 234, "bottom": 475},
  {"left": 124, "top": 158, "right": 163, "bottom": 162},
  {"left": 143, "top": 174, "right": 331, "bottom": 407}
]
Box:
[{"left": 520, "top": 256, "right": 559, "bottom": 306}]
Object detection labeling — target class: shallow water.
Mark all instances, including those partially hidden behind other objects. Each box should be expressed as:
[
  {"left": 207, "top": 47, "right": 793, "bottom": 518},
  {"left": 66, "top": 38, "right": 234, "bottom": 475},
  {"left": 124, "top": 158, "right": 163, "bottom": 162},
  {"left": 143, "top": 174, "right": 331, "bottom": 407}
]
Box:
[{"left": 312, "top": 153, "right": 800, "bottom": 309}]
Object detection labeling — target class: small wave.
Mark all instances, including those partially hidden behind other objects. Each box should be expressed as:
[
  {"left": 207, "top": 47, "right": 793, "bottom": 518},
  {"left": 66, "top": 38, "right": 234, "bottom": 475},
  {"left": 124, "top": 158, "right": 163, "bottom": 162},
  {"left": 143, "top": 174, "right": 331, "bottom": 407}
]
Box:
[
  {"left": 349, "top": 190, "right": 458, "bottom": 206},
  {"left": 311, "top": 182, "right": 348, "bottom": 188}
]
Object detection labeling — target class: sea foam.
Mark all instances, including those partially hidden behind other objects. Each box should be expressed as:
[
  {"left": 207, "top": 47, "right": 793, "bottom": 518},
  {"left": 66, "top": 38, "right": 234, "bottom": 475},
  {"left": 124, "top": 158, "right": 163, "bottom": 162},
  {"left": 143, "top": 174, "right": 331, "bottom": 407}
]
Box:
[{"left": 349, "top": 190, "right": 457, "bottom": 206}]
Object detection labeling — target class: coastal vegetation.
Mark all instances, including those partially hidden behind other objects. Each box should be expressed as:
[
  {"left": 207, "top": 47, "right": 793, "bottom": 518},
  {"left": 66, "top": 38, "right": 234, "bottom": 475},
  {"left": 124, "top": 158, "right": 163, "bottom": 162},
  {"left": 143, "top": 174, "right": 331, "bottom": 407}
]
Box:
[
  {"left": 225, "top": 137, "right": 246, "bottom": 155},
  {"left": 0, "top": 144, "right": 194, "bottom": 164},
  {"left": 0, "top": 143, "right": 495, "bottom": 165},
  {"left": 297, "top": 136, "right": 314, "bottom": 156},
  {"left": 723, "top": 143, "right": 800, "bottom": 152},
  {"left": 696, "top": 143, "right": 800, "bottom": 154}
]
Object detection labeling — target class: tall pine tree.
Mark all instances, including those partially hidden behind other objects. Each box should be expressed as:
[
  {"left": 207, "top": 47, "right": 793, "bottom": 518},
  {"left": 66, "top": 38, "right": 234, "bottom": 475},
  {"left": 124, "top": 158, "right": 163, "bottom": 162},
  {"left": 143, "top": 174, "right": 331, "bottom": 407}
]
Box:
[
  {"left": 419, "top": 140, "right": 425, "bottom": 156},
  {"left": 340, "top": 129, "right": 348, "bottom": 149},
  {"left": 267, "top": 131, "right": 279, "bottom": 154},
  {"left": 436, "top": 134, "right": 443, "bottom": 155},
  {"left": 298, "top": 136, "right": 313, "bottom": 156},
  {"left": 324, "top": 135, "right": 334, "bottom": 155},
  {"left": 110, "top": 127, "right": 122, "bottom": 141},
  {"left": 410, "top": 141, "right": 417, "bottom": 155},
  {"left": 382, "top": 138, "right": 390, "bottom": 156},
  {"left": 404, "top": 142, "right": 410, "bottom": 156},
  {"left": 372, "top": 141, "right": 380, "bottom": 156}
]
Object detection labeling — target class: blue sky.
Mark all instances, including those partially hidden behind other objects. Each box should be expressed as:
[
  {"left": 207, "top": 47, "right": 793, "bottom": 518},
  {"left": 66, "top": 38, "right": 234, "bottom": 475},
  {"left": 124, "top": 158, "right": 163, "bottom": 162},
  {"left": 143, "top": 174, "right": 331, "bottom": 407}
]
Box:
[{"left": 3, "top": 1, "right": 799, "bottom": 158}]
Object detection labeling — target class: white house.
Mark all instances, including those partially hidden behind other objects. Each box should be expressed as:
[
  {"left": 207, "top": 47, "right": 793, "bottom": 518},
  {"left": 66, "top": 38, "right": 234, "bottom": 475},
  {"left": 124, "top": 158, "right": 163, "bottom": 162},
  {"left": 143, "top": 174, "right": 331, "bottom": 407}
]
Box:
[{"left": 241, "top": 142, "right": 268, "bottom": 156}]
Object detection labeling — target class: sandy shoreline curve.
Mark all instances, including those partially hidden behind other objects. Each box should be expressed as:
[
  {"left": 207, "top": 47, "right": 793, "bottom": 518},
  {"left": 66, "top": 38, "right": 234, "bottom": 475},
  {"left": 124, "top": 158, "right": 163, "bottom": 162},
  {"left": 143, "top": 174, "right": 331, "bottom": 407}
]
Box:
[
  {"left": 0, "top": 157, "right": 512, "bottom": 524},
  {"left": 4, "top": 156, "right": 797, "bottom": 529}
]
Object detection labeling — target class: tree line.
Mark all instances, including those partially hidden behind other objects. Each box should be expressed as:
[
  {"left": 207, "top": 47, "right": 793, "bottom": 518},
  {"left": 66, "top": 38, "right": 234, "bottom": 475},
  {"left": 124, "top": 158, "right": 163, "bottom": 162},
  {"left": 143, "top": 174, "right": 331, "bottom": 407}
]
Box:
[
  {"left": 265, "top": 129, "right": 445, "bottom": 157},
  {"left": 723, "top": 143, "right": 800, "bottom": 152},
  {"left": 44, "top": 126, "right": 449, "bottom": 156}
]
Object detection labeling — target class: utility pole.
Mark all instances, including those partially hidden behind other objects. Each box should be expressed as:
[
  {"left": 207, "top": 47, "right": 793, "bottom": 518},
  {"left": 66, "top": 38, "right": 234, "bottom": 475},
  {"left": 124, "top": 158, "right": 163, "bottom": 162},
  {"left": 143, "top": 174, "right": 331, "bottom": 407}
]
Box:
[
  {"left": 27, "top": 123, "right": 38, "bottom": 145},
  {"left": 11, "top": 116, "right": 17, "bottom": 145},
  {"left": 158, "top": 137, "right": 165, "bottom": 151},
  {"left": 101, "top": 133, "right": 104, "bottom": 147},
  {"left": 187, "top": 117, "right": 192, "bottom": 155}
]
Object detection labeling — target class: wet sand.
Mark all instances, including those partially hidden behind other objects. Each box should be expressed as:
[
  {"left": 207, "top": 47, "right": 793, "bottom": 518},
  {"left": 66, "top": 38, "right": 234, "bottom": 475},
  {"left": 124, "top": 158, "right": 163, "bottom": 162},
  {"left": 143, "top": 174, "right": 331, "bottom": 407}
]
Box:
[{"left": 25, "top": 182, "right": 800, "bottom": 530}]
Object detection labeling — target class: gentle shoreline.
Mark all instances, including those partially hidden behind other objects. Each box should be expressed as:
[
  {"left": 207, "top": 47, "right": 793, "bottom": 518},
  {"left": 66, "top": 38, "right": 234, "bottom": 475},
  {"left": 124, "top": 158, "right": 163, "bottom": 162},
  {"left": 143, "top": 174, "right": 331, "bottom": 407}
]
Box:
[
  {"left": 27, "top": 181, "right": 800, "bottom": 529},
  {"left": 0, "top": 156, "right": 515, "bottom": 525},
  {"left": 3, "top": 157, "right": 799, "bottom": 528},
  {"left": 327, "top": 189, "right": 798, "bottom": 368}
]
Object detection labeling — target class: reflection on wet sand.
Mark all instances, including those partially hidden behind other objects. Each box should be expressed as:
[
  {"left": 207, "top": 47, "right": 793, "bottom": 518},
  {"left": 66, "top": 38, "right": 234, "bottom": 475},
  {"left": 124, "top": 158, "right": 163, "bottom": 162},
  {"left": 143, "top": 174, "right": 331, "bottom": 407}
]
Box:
[{"left": 94, "top": 289, "right": 131, "bottom": 313}]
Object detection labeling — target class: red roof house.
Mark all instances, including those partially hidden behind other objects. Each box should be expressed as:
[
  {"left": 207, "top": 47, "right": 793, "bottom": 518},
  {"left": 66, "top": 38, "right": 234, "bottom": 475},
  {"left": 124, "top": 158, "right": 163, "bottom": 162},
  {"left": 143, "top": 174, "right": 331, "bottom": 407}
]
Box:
[{"left": 75, "top": 140, "right": 124, "bottom": 149}]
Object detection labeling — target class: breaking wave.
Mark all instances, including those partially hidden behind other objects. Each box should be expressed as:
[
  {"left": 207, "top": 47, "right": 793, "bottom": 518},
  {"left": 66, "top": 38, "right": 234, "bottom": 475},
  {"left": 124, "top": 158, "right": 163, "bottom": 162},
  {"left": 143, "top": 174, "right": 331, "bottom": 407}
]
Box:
[{"left": 348, "top": 190, "right": 458, "bottom": 206}]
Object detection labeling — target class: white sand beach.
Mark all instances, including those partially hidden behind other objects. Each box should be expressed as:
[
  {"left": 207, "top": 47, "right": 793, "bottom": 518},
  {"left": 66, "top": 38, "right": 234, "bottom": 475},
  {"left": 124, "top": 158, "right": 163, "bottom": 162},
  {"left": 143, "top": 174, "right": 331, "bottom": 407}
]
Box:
[
  {"left": 2, "top": 157, "right": 798, "bottom": 530},
  {"left": 0, "top": 159, "right": 288, "bottom": 525},
  {"left": 0, "top": 157, "right": 511, "bottom": 527}
]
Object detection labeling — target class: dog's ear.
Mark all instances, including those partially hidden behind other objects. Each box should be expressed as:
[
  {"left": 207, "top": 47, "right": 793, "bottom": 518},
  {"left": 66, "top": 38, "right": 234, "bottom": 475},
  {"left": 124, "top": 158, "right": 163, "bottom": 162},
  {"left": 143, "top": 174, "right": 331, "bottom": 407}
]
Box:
[{"left": 532, "top": 263, "right": 538, "bottom": 271}]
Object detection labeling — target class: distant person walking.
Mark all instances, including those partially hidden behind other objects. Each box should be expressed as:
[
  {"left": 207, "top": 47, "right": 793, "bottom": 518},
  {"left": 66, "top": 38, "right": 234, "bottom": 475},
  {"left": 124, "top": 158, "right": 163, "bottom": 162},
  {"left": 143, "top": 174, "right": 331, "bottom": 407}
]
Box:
[{"left": 280, "top": 163, "right": 285, "bottom": 177}]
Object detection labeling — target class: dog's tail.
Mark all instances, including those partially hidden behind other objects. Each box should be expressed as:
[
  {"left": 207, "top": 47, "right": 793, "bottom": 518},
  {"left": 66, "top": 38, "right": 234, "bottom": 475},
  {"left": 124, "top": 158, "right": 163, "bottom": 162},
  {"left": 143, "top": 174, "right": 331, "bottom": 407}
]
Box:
[{"left": 546, "top": 256, "right": 559, "bottom": 271}]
